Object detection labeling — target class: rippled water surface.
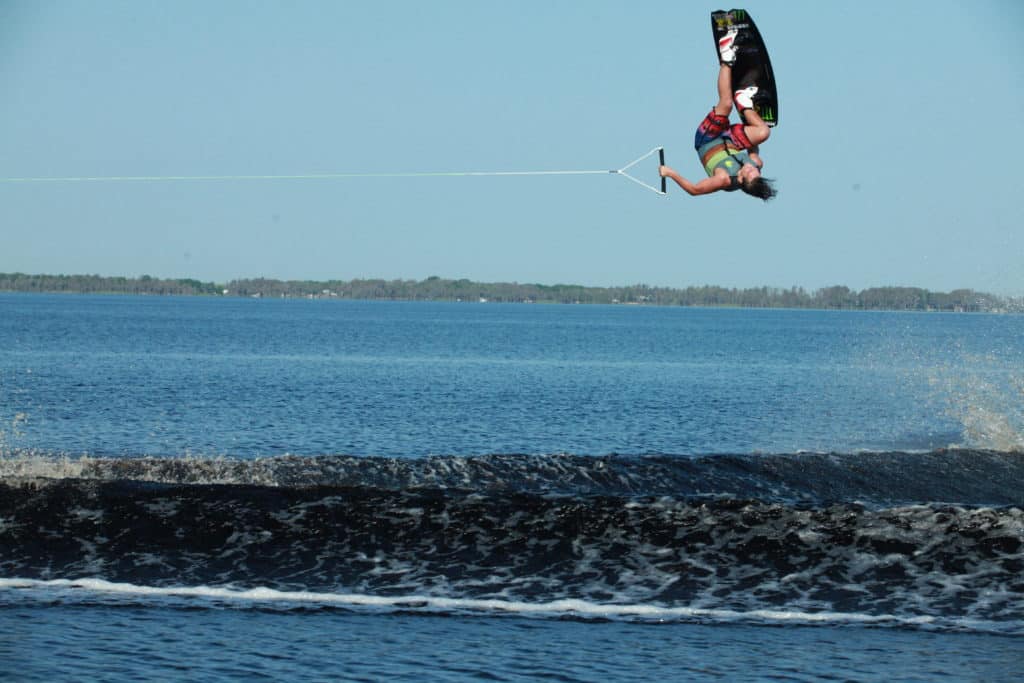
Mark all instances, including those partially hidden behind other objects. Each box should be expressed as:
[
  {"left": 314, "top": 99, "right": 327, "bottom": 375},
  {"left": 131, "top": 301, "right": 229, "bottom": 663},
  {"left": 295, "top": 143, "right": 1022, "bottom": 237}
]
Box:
[
  {"left": 2, "top": 294, "right": 1021, "bottom": 457},
  {"left": 5, "top": 603, "right": 1024, "bottom": 682}
]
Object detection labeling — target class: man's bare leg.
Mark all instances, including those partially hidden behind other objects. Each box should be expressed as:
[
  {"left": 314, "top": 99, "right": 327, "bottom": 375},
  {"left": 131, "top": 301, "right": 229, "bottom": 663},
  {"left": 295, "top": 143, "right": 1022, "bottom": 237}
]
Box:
[{"left": 715, "top": 64, "right": 733, "bottom": 117}]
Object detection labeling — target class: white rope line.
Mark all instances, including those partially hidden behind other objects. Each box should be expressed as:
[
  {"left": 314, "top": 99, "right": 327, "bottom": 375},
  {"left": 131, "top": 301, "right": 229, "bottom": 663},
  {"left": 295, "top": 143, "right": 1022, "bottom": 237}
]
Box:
[
  {"left": 616, "top": 171, "right": 664, "bottom": 195},
  {"left": 0, "top": 147, "right": 666, "bottom": 195},
  {"left": 617, "top": 146, "right": 662, "bottom": 173},
  {"left": 0, "top": 169, "right": 613, "bottom": 182}
]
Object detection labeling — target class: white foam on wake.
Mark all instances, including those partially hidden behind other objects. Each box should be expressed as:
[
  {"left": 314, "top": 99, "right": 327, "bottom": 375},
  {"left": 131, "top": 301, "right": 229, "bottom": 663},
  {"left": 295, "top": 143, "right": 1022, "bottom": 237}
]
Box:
[
  {"left": 0, "top": 451, "right": 88, "bottom": 479},
  {"left": 2, "top": 577, "right": 1018, "bottom": 635}
]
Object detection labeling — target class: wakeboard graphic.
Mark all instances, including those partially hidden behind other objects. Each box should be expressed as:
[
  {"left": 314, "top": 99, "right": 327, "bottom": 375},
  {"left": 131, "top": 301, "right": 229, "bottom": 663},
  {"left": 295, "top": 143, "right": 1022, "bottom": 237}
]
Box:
[{"left": 711, "top": 9, "right": 778, "bottom": 127}]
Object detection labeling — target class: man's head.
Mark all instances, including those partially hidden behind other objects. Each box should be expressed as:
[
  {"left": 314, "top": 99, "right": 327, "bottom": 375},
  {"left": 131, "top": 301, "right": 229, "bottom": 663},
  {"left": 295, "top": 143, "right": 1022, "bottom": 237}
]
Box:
[{"left": 738, "top": 164, "right": 776, "bottom": 201}]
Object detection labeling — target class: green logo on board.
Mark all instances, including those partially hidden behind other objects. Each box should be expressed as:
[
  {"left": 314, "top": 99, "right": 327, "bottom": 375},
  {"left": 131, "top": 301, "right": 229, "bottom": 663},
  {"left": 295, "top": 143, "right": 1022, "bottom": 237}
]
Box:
[{"left": 715, "top": 9, "right": 748, "bottom": 29}]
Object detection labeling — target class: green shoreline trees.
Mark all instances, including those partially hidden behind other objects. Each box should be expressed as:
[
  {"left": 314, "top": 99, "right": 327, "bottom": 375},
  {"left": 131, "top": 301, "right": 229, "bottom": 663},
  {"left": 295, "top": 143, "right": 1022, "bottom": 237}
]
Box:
[{"left": 0, "top": 272, "right": 1015, "bottom": 312}]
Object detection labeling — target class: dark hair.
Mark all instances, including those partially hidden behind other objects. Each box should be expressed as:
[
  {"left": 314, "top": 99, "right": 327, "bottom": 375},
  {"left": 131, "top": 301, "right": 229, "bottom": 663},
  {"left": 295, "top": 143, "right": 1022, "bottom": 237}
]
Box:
[{"left": 741, "top": 176, "right": 777, "bottom": 201}]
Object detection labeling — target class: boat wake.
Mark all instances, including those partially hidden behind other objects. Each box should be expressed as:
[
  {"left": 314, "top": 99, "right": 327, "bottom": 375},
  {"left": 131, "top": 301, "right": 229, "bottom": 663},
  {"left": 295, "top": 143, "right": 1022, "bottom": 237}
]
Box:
[{"left": 2, "top": 450, "right": 1022, "bottom": 634}]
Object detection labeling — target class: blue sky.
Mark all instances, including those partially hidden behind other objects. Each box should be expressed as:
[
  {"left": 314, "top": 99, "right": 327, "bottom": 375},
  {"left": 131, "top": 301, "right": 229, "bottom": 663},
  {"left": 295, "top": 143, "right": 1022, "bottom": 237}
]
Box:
[{"left": 2, "top": 0, "right": 1023, "bottom": 294}]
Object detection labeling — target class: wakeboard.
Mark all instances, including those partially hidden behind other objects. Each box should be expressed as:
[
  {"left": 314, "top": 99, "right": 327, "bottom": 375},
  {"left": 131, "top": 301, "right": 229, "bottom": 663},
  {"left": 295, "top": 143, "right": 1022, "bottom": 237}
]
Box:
[{"left": 710, "top": 9, "right": 778, "bottom": 127}]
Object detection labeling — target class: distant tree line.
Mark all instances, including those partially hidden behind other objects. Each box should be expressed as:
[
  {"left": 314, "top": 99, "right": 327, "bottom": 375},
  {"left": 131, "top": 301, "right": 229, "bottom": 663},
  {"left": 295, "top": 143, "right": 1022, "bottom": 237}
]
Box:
[
  {"left": 0, "top": 272, "right": 1018, "bottom": 312},
  {"left": 0, "top": 272, "right": 221, "bottom": 296}
]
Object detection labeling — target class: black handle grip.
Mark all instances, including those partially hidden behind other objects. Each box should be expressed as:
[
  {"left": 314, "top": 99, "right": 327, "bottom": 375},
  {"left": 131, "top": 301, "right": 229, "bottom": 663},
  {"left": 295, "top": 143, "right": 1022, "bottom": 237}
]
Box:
[{"left": 659, "top": 148, "right": 666, "bottom": 194}]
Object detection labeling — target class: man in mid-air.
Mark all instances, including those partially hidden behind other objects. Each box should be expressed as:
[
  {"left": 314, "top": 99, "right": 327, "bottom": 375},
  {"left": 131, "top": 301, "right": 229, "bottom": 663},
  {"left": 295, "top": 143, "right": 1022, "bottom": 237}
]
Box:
[{"left": 660, "top": 28, "right": 776, "bottom": 201}]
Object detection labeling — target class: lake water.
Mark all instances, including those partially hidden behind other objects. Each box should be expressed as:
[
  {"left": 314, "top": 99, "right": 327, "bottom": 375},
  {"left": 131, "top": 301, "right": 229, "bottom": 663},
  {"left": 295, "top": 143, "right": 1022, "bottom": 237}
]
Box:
[{"left": 1, "top": 294, "right": 1022, "bottom": 681}]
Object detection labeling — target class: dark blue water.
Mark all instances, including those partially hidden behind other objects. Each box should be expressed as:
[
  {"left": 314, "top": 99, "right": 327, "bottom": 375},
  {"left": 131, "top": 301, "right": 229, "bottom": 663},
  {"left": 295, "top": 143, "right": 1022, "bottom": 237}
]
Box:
[
  {"left": 5, "top": 604, "right": 1023, "bottom": 682},
  {"left": 2, "top": 294, "right": 1023, "bottom": 681}
]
